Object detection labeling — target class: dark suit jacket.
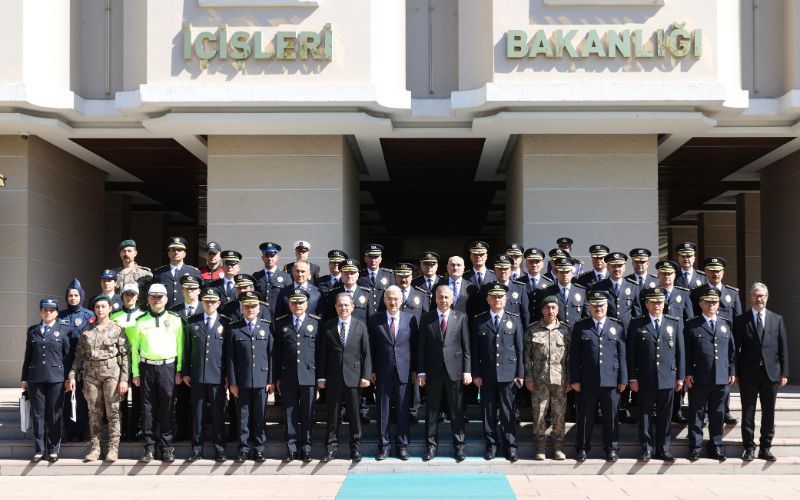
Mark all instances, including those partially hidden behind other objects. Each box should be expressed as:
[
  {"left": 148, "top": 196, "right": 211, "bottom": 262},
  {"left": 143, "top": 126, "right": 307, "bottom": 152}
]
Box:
[
  {"left": 626, "top": 314, "right": 684, "bottom": 390},
  {"left": 734, "top": 309, "right": 789, "bottom": 383},
  {"left": 318, "top": 317, "right": 372, "bottom": 388},
  {"left": 182, "top": 314, "right": 228, "bottom": 384},
  {"left": 273, "top": 314, "right": 321, "bottom": 387},
  {"left": 463, "top": 268, "right": 496, "bottom": 289},
  {"left": 690, "top": 284, "right": 742, "bottom": 323},
  {"left": 417, "top": 309, "right": 471, "bottom": 382},
  {"left": 225, "top": 318, "right": 275, "bottom": 389},
  {"left": 21, "top": 323, "right": 71, "bottom": 383},
  {"left": 432, "top": 278, "right": 478, "bottom": 315},
  {"left": 274, "top": 283, "right": 323, "bottom": 318},
  {"left": 684, "top": 316, "right": 735, "bottom": 385},
  {"left": 570, "top": 317, "right": 627, "bottom": 388},
  {"left": 368, "top": 311, "right": 418, "bottom": 383}
]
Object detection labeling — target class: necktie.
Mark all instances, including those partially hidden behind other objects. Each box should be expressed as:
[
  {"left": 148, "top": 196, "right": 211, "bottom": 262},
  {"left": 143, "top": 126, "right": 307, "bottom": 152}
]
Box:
[
  {"left": 43, "top": 325, "right": 51, "bottom": 336},
  {"left": 266, "top": 270, "right": 272, "bottom": 282},
  {"left": 638, "top": 276, "right": 644, "bottom": 288},
  {"left": 595, "top": 321, "right": 601, "bottom": 333},
  {"left": 172, "top": 268, "right": 177, "bottom": 279},
  {"left": 477, "top": 272, "right": 483, "bottom": 287},
  {"left": 187, "top": 305, "right": 194, "bottom": 316},
  {"left": 654, "top": 318, "right": 660, "bottom": 334},
  {"left": 294, "top": 317, "right": 300, "bottom": 331},
  {"left": 562, "top": 287, "right": 568, "bottom": 303},
  {"left": 596, "top": 273, "right": 602, "bottom": 283},
  {"left": 226, "top": 281, "right": 233, "bottom": 297},
  {"left": 532, "top": 277, "right": 538, "bottom": 290},
  {"left": 426, "top": 278, "right": 432, "bottom": 292},
  {"left": 206, "top": 316, "right": 212, "bottom": 330},
  {"left": 371, "top": 273, "right": 376, "bottom": 286},
  {"left": 339, "top": 322, "right": 346, "bottom": 344},
  {"left": 756, "top": 312, "right": 764, "bottom": 341},
  {"left": 440, "top": 314, "right": 447, "bottom": 338},
  {"left": 451, "top": 280, "right": 459, "bottom": 303},
  {"left": 332, "top": 277, "right": 338, "bottom": 287},
  {"left": 493, "top": 315, "right": 500, "bottom": 330},
  {"left": 684, "top": 271, "right": 689, "bottom": 284},
  {"left": 389, "top": 316, "right": 396, "bottom": 339},
  {"left": 709, "top": 319, "right": 715, "bottom": 332},
  {"left": 403, "top": 289, "right": 408, "bottom": 304},
  {"left": 249, "top": 322, "right": 255, "bottom": 334},
  {"left": 613, "top": 282, "right": 619, "bottom": 295}
]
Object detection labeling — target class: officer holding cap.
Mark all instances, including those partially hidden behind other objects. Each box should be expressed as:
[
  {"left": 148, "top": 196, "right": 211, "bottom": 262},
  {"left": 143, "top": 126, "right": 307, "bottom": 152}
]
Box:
[{"left": 152, "top": 237, "right": 201, "bottom": 308}]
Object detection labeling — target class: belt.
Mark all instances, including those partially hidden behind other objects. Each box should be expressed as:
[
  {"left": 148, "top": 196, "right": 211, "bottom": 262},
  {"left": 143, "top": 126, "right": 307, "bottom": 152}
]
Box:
[
  {"left": 87, "top": 358, "right": 117, "bottom": 365},
  {"left": 141, "top": 357, "right": 176, "bottom": 365}
]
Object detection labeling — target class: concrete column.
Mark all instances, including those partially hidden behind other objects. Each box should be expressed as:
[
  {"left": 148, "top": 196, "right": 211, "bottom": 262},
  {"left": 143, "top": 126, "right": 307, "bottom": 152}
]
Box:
[
  {"left": 506, "top": 135, "right": 658, "bottom": 264},
  {"left": 667, "top": 226, "right": 698, "bottom": 259},
  {"left": 736, "top": 192, "right": 761, "bottom": 292},
  {"left": 0, "top": 136, "right": 105, "bottom": 385},
  {"left": 761, "top": 149, "right": 800, "bottom": 380},
  {"left": 698, "top": 211, "right": 738, "bottom": 286},
  {"left": 104, "top": 193, "right": 131, "bottom": 270},
  {"left": 129, "top": 212, "right": 169, "bottom": 270},
  {"left": 206, "top": 136, "right": 359, "bottom": 274}
]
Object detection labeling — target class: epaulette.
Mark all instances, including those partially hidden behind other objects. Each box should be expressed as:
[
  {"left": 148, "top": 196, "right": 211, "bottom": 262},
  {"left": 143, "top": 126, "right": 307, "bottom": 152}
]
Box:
[
  {"left": 275, "top": 314, "right": 289, "bottom": 322},
  {"left": 572, "top": 283, "right": 587, "bottom": 290},
  {"left": 664, "top": 314, "right": 680, "bottom": 321},
  {"left": 541, "top": 275, "right": 554, "bottom": 282},
  {"left": 512, "top": 279, "right": 527, "bottom": 286},
  {"left": 696, "top": 269, "right": 706, "bottom": 275},
  {"left": 690, "top": 284, "right": 705, "bottom": 291},
  {"left": 59, "top": 318, "right": 70, "bottom": 325},
  {"left": 578, "top": 271, "right": 593, "bottom": 278},
  {"left": 718, "top": 316, "right": 732, "bottom": 323},
  {"left": 413, "top": 285, "right": 428, "bottom": 294},
  {"left": 608, "top": 317, "right": 624, "bottom": 325},
  {"left": 506, "top": 311, "right": 520, "bottom": 317},
  {"left": 309, "top": 314, "right": 321, "bottom": 320},
  {"left": 153, "top": 264, "right": 170, "bottom": 273},
  {"left": 625, "top": 277, "right": 639, "bottom": 285},
  {"left": 558, "top": 320, "right": 569, "bottom": 327},
  {"left": 675, "top": 286, "right": 689, "bottom": 291},
  {"left": 475, "top": 311, "right": 489, "bottom": 317},
  {"left": 184, "top": 264, "right": 199, "bottom": 271},
  {"left": 380, "top": 267, "right": 394, "bottom": 273},
  {"left": 632, "top": 314, "right": 647, "bottom": 321},
  {"left": 359, "top": 286, "right": 374, "bottom": 292},
  {"left": 218, "top": 314, "right": 230, "bottom": 321},
  {"left": 188, "top": 311, "right": 203, "bottom": 320},
  {"left": 165, "top": 310, "right": 181, "bottom": 318},
  {"left": 648, "top": 273, "right": 658, "bottom": 279},
  {"left": 724, "top": 284, "right": 739, "bottom": 291},
  {"left": 258, "top": 318, "right": 272, "bottom": 324}
]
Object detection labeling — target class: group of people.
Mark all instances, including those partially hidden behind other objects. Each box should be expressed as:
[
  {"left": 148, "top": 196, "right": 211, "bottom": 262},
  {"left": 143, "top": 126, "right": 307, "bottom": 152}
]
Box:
[{"left": 21, "top": 236, "right": 789, "bottom": 464}]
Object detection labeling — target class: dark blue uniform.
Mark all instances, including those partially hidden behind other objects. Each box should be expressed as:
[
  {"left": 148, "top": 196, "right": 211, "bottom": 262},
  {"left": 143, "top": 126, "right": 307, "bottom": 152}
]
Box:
[
  {"left": 324, "top": 285, "right": 376, "bottom": 323},
  {"left": 520, "top": 273, "right": 553, "bottom": 323},
  {"left": 627, "top": 314, "right": 685, "bottom": 455},
  {"left": 274, "top": 283, "right": 323, "bottom": 318},
  {"left": 152, "top": 264, "right": 202, "bottom": 308},
  {"left": 684, "top": 315, "right": 736, "bottom": 454},
  {"left": 590, "top": 278, "right": 642, "bottom": 330},
  {"left": 220, "top": 299, "right": 273, "bottom": 324},
  {"left": 253, "top": 268, "right": 291, "bottom": 311},
  {"left": 690, "top": 284, "right": 742, "bottom": 323},
  {"left": 675, "top": 269, "right": 706, "bottom": 289},
  {"left": 207, "top": 277, "right": 239, "bottom": 304},
  {"left": 664, "top": 286, "right": 694, "bottom": 322},
  {"left": 21, "top": 322, "right": 71, "bottom": 455},
  {"left": 358, "top": 268, "right": 395, "bottom": 291},
  {"left": 471, "top": 311, "right": 524, "bottom": 455},
  {"left": 317, "top": 274, "right": 343, "bottom": 299},
  {"left": 570, "top": 317, "right": 627, "bottom": 454},
  {"left": 534, "top": 283, "right": 588, "bottom": 328},
  {"left": 463, "top": 268, "right": 496, "bottom": 289},
  {"left": 274, "top": 313, "right": 321, "bottom": 457},
  {"left": 226, "top": 318, "right": 275, "bottom": 456},
  {"left": 57, "top": 305, "right": 94, "bottom": 441},
  {"left": 626, "top": 273, "right": 659, "bottom": 291},
  {"left": 477, "top": 281, "right": 530, "bottom": 327},
  {"left": 182, "top": 313, "right": 228, "bottom": 456}
]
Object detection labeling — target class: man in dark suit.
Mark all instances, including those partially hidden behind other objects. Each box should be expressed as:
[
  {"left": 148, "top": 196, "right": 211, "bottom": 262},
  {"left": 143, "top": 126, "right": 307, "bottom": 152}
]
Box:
[
  {"left": 318, "top": 293, "right": 372, "bottom": 463},
  {"left": 434, "top": 255, "right": 478, "bottom": 315},
  {"left": 274, "top": 260, "right": 323, "bottom": 317},
  {"left": 369, "top": 286, "right": 418, "bottom": 461},
  {"left": 417, "top": 285, "right": 472, "bottom": 462},
  {"left": 685, "top": 288, "right": 735, "bottom": 461},
  {"left": 734, "top": 282, "right": 790, "bottom": 461}
]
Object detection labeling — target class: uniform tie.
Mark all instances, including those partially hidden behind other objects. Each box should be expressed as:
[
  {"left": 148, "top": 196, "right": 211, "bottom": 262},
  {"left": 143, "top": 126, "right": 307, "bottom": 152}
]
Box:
[
  {"left": 248, "top": 322, "right": 255, "bottom": 334},
  {"left": 709, "top": 319, "right": 715, "bottom": 332},
  {"left": 477, "top": 272, "right": 483, "bottom": 287},
  {"left": 402, "top": 288, "right": 409, "bottom": 304},
  {"left": 654, "top": 318, "right": 660, "bottom": 334},
  {"left": 684, "top": 271, "right": 689, "bottom": 285},
  {"left": 426, "top": 278, "right": 432, "bottom": 292},
  {"left": 596, "top": 273, "right": 602, "bottom": 283},
  {"left": 389, "top": 316, "right": 396, "bottom": 340},
  {"left": 612, "top": 282, "right": 619, "bottom": 295},
  {"left": 561, "top": 287, "right": 568, "bottom": 303},
  {"left": 371, "top": 273, "right": 377, "bottom": 287},
  {"left": 451, "top": 280, "right": 459, "bottom": 304},
  {"left": 206, "top": 316, "right": 212, "bottom": 330},
  {"left": 493, "top": 315, "right": 500, "bottom": 330},
  {"left": 339, "top": 321, "right": 346, "bottom": 345},
  {"left": 638, "top": 276, "right": 644, "bottom": 288},
  {"left": 595, "top": 321, "right": 601, "bottom": 333},
  {"left": 43, "top": 325, "right": 51, "bottom": 336},
  {"left": 226, "top": 281, "right": 234, "bottom": 297},
  {"left": 187, "top": 305, "right": 194, "bottom": 316},
  {"left": 266, "top": 270, "right": 272, "bottom": 283}
]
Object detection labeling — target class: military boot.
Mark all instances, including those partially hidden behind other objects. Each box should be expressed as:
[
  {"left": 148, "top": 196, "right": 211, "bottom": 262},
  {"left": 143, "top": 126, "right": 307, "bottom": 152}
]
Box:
[
  {"left": 553, "top": 440, "right": 566, "bottom": 461},
  {"left": 105, "top": 438, "right": 120, "bottom": 462},
  {"left": 534, "top": 437, "right": 546, "bottom": 461},
  {"left": 83, "top": 437, "right": 101, "bottom": 462}
]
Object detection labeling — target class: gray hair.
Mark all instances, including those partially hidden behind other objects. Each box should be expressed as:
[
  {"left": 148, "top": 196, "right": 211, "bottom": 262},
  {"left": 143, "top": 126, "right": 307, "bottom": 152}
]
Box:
[
  {"left": 749, "top": 282, "right": 769, "bottom": 296},
  {"left": 384, "top": 285, "right": 402, "bottom": 299},
  {"left": 335, "top": 292, "right": 354, "bottom": 305}
]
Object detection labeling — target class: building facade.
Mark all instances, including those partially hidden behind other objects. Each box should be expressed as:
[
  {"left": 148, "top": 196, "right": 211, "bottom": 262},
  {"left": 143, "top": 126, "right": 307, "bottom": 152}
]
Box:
[{"left": 1, "top": 0, "right": 799, "bottom": 384}]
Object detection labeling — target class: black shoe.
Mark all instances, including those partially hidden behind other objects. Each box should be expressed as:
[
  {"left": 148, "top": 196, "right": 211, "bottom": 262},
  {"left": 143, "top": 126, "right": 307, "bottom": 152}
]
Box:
[
  {"left": 606, "top": 450, "right": 619, "bottom": 462},
  {"left": 688, "top": 450, "right": 701, "bottom": 462},
  {"left": 422, "top": 447, "right": 435, "bottom": 461},
  {"left": 214, "top": 454, "right": 227, "bottom": 463},
  {"left": 437, "top": 412, "right": 446, "bottom": 423},
  {"left": 741, "top": 448, "right": 755, "bottom": 461},
  {"left": 187, "top": 450, "right": 202, "bottom": 462},
  {"left": 658, "top": 451, "right": 676, "bottom": 462},
  {"left": 375, "top": 448, "right": 389, "bottom": 461},
  {"left": 283, "top": 452, "right": 297, "bottom": 463},
  {"left": 47, "top": 453, "right": 59, "bottom": 463},
  {"left": 575, "top": 450, "right": 587, "bottom": 462},
  {"left": 162, "top": 449, "right": 176, "bottom": 462},
  {"left": 31, "top": 452, "right": 44, "bottom": 462},
  {"left": 351, "top": 451, "right": 362, "bottom": 463},
  {"left": 455, "top": 449, "right": 466, "bottom": 462},
  {"left": 300, "top": 451, "right": 312, "bottom": 464},
  {"left": 638, "top": 450, "right": 652, "bottom": 462},
  {"left": 758, "top": 448, "right": 777, "bottom": 462},
  {"left": 484, "top": 447, "right": 495, "bottom": 461},
  {"left": 140, "top": 451, "right": 154, "bottom": 463},
  {"left": 253, "top": 451, "right": 266, "bottom": 463},
  {"left": 321, "top": 451, "right": 336, "bottom": 463},
  {"left": 398, "top": 448, "right": 409, "bottom": 461},
  {"left": 724, "top": 413, "right": 738, "bottom": 425},
  {"left": 235, "top": 452, "right": 247, "bottom": 463},
  {"left": 507, "top": 451, "right": 519, "bottom": 463},
  {"left": 360, "top": 414, "right": 371, "bottom": 423},
  {"left": 672, "top": 412, "right": 688, "bottom": 424},
  {"left": 708, "top": 448, "right": 726, "bottom": 461}
]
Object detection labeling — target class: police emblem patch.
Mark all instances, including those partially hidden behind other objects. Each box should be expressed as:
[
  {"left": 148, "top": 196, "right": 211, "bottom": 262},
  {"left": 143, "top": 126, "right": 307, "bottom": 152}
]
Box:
[
  {"left": 113, "top": 303, "right": 120, "bottom": 310},
  {"left": 358, "top": 296, "right": 366, "bottom": 304},
  {"left": 277, "top": 277, "right": 284, "bottom": 283},
  {"left": 625, "top": 288, "right": 631, "bottom": 295},
  {"left": 721, "top": 326, "right": 727, "bottom": 333},
  {"left": 307, "top": 325, "right": 313, "bottom": 332},
  {"left": 676, "top": 295, "right": 682, "bottom": 303},
  {"left": 217, "top": 325, "right": 224, "bottom": 334},
  {"left": 164, "top": 319, "right": 171, "bottom": 328},
  {"left": 512, "top": 292, "right": 519, "bottom": 299},
  {"left": 55, "top": 331, "right": 60, "bottom": 337},
  {"left": 696, "top": 279, "right": 702, "bottom": 286},
  {"left": 574, "top": 293, "right": 582, "bottom": 302},
  {"left": 283, "top": 327, "right": 289, "bottom": 332},
  {"left": 649, "top": 282, "right": 656, "bottom": 288},
  {"left": 381, "top": 277, "right": 388, "bottom": 286},
  {"left": 259, "top": 330, "right": 265, "bottom": 337},
  {"left": 725, "top": 295, "right": 731, "bottom": 303},
  {"left": 506, "top": 320, "right": 513, "bottom": 329},
  {"left": 669, "top": 341, "right": 674, "bottom": 347},
  {"left": 413, "top": 296, "right": 420, "bottom": 305},
  {"left": 610, "top": 327, "right": 616, "bottom": 335},
  {"left": 75, "top": 318, "right": 83, "bottom": 327},
  {"left": 666, "top": 326, "right": 674, "bottom": 334}
]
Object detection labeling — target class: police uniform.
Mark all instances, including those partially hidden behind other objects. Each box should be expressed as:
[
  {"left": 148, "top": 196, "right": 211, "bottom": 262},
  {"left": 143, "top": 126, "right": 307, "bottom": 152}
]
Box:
[
  {"left": 358, "top": 243, "right": 395, "bottom": 291},
  {"left": 273, "top": 290, "right": 320, "bottom": 462},
  {"left": 274, "top": 282, "right": 324, "bottom": 318},
  {"left": 570, "top": 291, "right": 627, "bottom": 461},
  {"left": 226, "top": 291, "right": 274, "bottom": 461},
  {"left": 626, "top": 288, "right": 685, "bottom": 461},
  {"left": 519, "top": 248, "right": 553, "bottom": 325},
  {"left": 591, "top": 277, "right": 641, "bottom": 330},
  {"left": 575, "top": 244, "right": 611, "bottom": 288},
  {"left": 471, "top": 284, "right": 524, "bottom": 461},
  {"left": 59, "top": 277, "right": 94, "bottom": 442},
  {"left": 325, "top": 283, "right": 377, "bottom": 324},
  {"left": 317, "top": 249, "right": 348, "bottom": 295},
  {"left": 206, "top": 250, "right": 243, "bottom": 304},
  {"left": 545, "top": 247, "right": 575, "bottom": 280},
  {"left": 673, "top": 242, "right": 708, "bottom": 289},
  {"left": 220, "top": 274, "right": 273, "bottom": 324},
  {"left": 463, "top": 241, "right": 497, "bottom": 289},
  {"left": 182, "top": 288, "right": 228, "bottom": 461},
  {"left": 411, "top": 250, "right": 444, "bottom": 302},
  {"left": 534, "top": 259, "right": 588, "bottom": 328},
  {"left": 684, "top": 288, "right": 736, "bottom": 460},
  {"left": 152, "top": 237, "right": 202, "bottom": 308},
  {"left": 477, "top": 255, "right": 530, "bottom": 327},
  {"left": 252, "top": 241, "right": 291, "bottom": 310},
  {"left": 22, "top": 299, "right": 71, "bottom": 461},
  {"left": 168, "top": 275, "right": 203, "bottom": 441}
]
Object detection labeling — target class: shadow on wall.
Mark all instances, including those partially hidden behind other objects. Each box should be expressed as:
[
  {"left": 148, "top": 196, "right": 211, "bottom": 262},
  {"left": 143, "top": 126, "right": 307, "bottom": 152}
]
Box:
[
  {"left": 528, "top": 0, "right": 661, "bottom": 25},
  {"left": 173, "top": 4, "right": 330, "bottom": 80}
]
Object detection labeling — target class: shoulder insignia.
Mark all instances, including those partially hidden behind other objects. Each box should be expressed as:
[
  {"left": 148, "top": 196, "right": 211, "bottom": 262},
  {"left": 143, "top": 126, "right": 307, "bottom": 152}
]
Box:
[
  {"left": 542, "top": 275, "right": 554, "bottom": 282},
  {"left": 413, "top": 285, "right": 428, "bottom": 294},
  {"left": 475, "top": 311, "right": 489, "bottom": 317},
  {"left": 360, "top": 286, "right": 374, "bottom": 292},
  {"left": 690, "top": 285, "right": 704, "bottom": 291},
  {"left": 697, "top": 270, "right": 706, "bottom": 275},
  {"left": 134, "top": 313, "right": 152, "bottom": 323},
  {"left": 573, "top": 283, "right": 587, "bottom": 290},
  {"left": 188, "top": 312, "right": 203, "bottom": 319},
  {"left": 609, "top": 317, "right": 624, "bottom": 325},
  {"left": 648, "top": 273, "right": 658, "bottom": 279},
  {"left": 153, "top": 265, "right": 169, "bottom": 273},
  {"left": 275, "top": 314, "right": 289, "bottom": 321},
  {"left": 719, "top": 316, "right": 732, "bottom": 324},
  {"left": 506, "top": 311, "right": 520, "bottom": 317},
  {"left": 165, "top": 311, "right": 181, "bottom": 319},
  {"left": 664, "top": 314, "right": 680, "bottom": 321},
  {"left": 632, "top": 314, "right": 647, "bottom": 320},
  {"left": 558, "top": 320, "right": 569, "bottom": 327},
  {"left": 139, "top": 265, "right": 152, "bottom": 272},
  {"left": 512, "top": 279, "right": 527, "bottom": 286},
  {"left": 578, "top": 271, "right": 593, "bottom": 278},
  {"left": 185, "top": 264, "right": 199, "bottom": 271},
  {"left": 724, "top": 284, "right": 739, "bottom": 291},
  {"left": 309, "top": 314, "right": 321, "bottom": 320},
  {"left": 625, "top": 277, "right": 639, "bottom": 285},
  {"left": 259, "top": 318, "right": 272, "bottom": 324},
  {"left": 675, "top": 286, "right": 689, "bottom": 291}
]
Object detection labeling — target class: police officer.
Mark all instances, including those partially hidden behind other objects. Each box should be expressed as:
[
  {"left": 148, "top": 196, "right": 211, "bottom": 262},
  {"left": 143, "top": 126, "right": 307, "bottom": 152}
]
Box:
[
  {"left": 555, "top": 237, "right": 583, "bottom": 275},
  {"left": 226, "top": 291, "right": 275, "bottom": 463},
  {"left": 627, "top": 248, "right": 658, "bottom": 290},
  {"left": 152, "top": 237, "right": 202, "bottom": 308},
  {"left": 626, "top": 288, "right": 684, "bottom": 462},
  {"left": 21, "top": 298, "right": 71, "bottom": 462},
  {"left": 505, "top": 243, "right": 525, "bottom": 281},
  {"left": 546, "top": 248, "right": 572, "bottom": 282},
  {"left": 685, "top": 288, "right": 736, "bottom": 461},
  {"left": 253, "top": 241, "right": 291, "bottom": 311},
  {"left": 99, "top": 270, "right": 124, "bottom": 313},
  {"left": 284, "top": 240, "right": 321, "bottom": 282},
  {"left": 590, "top": 252, "right": 642, "bottom": 330},
  {"left": 59, "top": 277, "right": 94, "bottom": 442},
  {"left": 274, "top": 260, "right": 324, "bottom": 317},
  {"left": 221, "top": 274, "right": 273, "bottom": 323},
  {"left": 182, "top": 287, "right": 228, "bottom": 462},
  {"left": 525, "top": 295, "right": 571, "bottom": 461},
  {"left": 534, "top": 258, "right": 587, "bottom": 328},
  {"left": 170, "top": 275, "right": 202, "bottom": 441},
  {"left": 411, "top": 251, "right": 445, "bottom": 301},
  {"left": 359, "top": 243, "right": 394, "bottom": 291},
  {"left": 207, "top": 250, "right": 242, "bottom": 304},
  {"left": 113, "top": 239, "right": 153, "bottom": 299},
  {"left": 111, "top": 283, "right": 147, "bottom": 442},
  {"left": 472, "top": 284, "right": 524, "bottom": 462},
  {"left": 274, "top": 289, "right": 321, "bottom": 463},
  {"left": 128, "top": 283, "right": 185, "bottom": 463},
  {"left": 576, "top": 244, "right": 610, "bottom": 288},
  {"left": 464, "top": 241, "right": 496, "bottom": 288},
  {"left": 171, "top": 275, "right": 202, "bottom": 318},
  {"left": 66, "top": 295, "right": 129, "bottom": 462},
  {"left": 199, "top": 241, "right": 224, "bottom": 283},
  {"left": 479, "top": 255, "right": 530, "bottom": 327},
  {"left": 570, "top": 291, "right": 627, "bottom": 462},
  {"left": 520, "top": 247, "right": 553, "bottom": 321},
  {"left": 381, "top": 262, "right": 430, "bottom": 322},
  {"left": 674, "top": 242, "right": 707, "bottom": 289},
  {"left": 317, "top": 249, "right": 348, "bottom": 298}
]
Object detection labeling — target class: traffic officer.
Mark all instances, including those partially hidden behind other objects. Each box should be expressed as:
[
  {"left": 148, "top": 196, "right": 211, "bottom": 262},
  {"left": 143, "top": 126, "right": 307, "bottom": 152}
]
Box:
[
  {"left": 226, "top": 291, "right": 275, "bottom": 463},
  {"left": 111, "top": 283, "right": 147, "bottom": 441},
  {"left": 152, "top": 236, "right": 201, "bottom": 308},
  {"left": 220, "top": 274, "right": 272, "bottom": 323},
  {"left": 199, "top": 241, "right": 224, "bottom": 283},
  {"left": 464, "top": 241, "right": 496, "bottom": 288},
  {"left": 207, "top": 250, "right": 242, "bottom": 304},
  {"left": 127, "top": 283, "right": 185, "bottom": 463},
  {"left": 412, "top": 251, "right": 445, "bottom": 302},
  {"left": 113, "top": 239, "right": 153, "bottom": 300},
  {"left": 534, "top": 258, "right": 587, "bottom": 328},
  {"left": 576, "top": 244, "right": 610, "bottom": 288},
  {"left": 627, "top": 248, "right": 658, "bottom": 290},
  {"left": 317, "top": 249, "right": 348, "bottom": 298},
  {"left": 284, "top": 240, "right": 321, "bottom": 282},
  {"left": 59, "top": 277, "right": 94, "bottom": 442},
  {"left": 182, "top": 287, "right": 228, "bottom": 462},
  {"left": 505, "top": 243, "right": 525, "bottom": 281},
  {"left": 478, "top": 254, "right": 529, "bottom": 327},
  {"left": 570, "top": 291, "right": 627, "bottom": 462},
  {"left": 253, "top": 241, "right": 291, "bottom": 311},
  {"left": 685, "top": 288, "right": 736, "bottom": 461},
  {"left": 99, "top": 269, "right": 124, "bottom": 313},
  {"left": 359, "top": 243, "right": 394, "bottom": 291},
  {"left": 674, "top": 242, "right": 707, "bottom": 289},
  {"left": 525, "top": 295, "right": 571, "bottom": 461},
  {"left": 520, "top": 247, "right": 553, "bottom": 321},
  {"left": 472, "top": 284, "right": 524, "bottom": 462},
  {"left": 626, "top": 288, "right": 684, "bottom": 462},
  {"left": 274, "top": 289, "right": 321, "bottom": 463},
  {"left": 21, "top": 298, "right": 71, "bottom": 462}
]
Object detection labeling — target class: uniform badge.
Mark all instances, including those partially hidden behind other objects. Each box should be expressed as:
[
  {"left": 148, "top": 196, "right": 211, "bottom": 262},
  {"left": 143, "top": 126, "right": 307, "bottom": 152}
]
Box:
[
  {"left": 512, "top": 291, "right": 519, "bottom": 299},
  {"left": 217, "top": 325, "right": 224, "bottom": 334},
  {"left": 669, "top": 341, "right": 674, "bottom": 347},
  {"left": 413, "top": 296, "right": 420, "bottom": 305},
  {"left": 54, "top": 331, "right": 60, "bottom": 337},
  {"left": 381, "top": 277, "right": 388, "bottom": 286},
  {"left": 720, "top": 325, "right": 727, "bottom": 333},
  {"left": 725, "top": 295, "right": 731, "bottom": 303},
  {"left": 113, "top": 303, "right": 120, "bottom": 310},
  {"left": 358, "top": 295, "right": 366, "bottom": 304},
  {"left": 283, "top": 327, "right": 289, "bottom": 332},
  {"left": 649, "top": 282, "right": 656, "bottom": 288},
  {"left": 74, "top": 318, "right": 83, "bottom": 327},
  {"left": 259, "top": 329, "right": 265, "bottom": 337},
  {"left": 676, "top": 295, "right": 682, "bottom": 303},
  {"left": 277, "top": 277, "right": 284, "bottom": 283},
  {"left": 666, "top": 326, "right": 674, "bottom": 335},
  {"left": 696, "top": 279, "right": 702, "bottom": 287},
  {"left": 506, "top": 320, "right": 513, "bottom": 329},
  {"left": 574, "top": 293, "right": 582, "bottom": 302},
  {"left": 307, "top": 325, "right": 314, "bottom": 332},
  {"left": 610, "top": 327, "right": 616, "bottom": 336},
  {"left": 194, "top": 325, "right": 200, "bottom": 330},
  {"left": 164, "top": 319, "right": 171, "bottom": 328},
  {"left": 625, "top": 288, "right": 631, "bottom": 296}
]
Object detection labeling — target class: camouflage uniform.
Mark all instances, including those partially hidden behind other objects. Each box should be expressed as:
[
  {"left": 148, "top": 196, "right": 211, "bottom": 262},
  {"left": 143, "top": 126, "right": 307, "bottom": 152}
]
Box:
[
  {"left": 114, "top": 264, "right": 153, "bottom": 294},
  {"left": 69, "top": 322, "right": 130, "bottom": 461},
  {"left": 524, "top": 320, "right": 571, "bottom": 458}
]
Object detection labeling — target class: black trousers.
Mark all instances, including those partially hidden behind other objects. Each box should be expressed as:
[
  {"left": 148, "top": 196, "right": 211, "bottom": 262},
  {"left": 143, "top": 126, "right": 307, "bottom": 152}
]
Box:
[
  {"left": 740, "top": 366, "right": 779, "bottom": 450},
  {"left": 236, "top": 387, "right": 267, "bottom": 453},
  {"left": 190, "top": 382, "right": 226, "bottom": 455},
  {"left": 174, "top": 383, "right": 192, "bottom": 440},
  {"left": 376, "top": 371, "right": 411, "bottom": 449},
  {"left": 140, "top": 362, "right": 176, "bottom": 452},
  {"left": 283, "top": 383, "right": 316, "bottom": 455},
  {"left": 63, "top": 382, "right": 88, "bottom": 439},
  {"left": 688, "top": 383, "right": 726, "bottom": 451},
  {"left": 425, "top": 375, "right": 465, "bottom": 450},
  {"left": 637, "top": 387, "right": 674, "bottom": 454},
  {"left": 325, "top": 381, "right": 362, "bottom": 453},
  {"left": 576, "top": 386, "right": 620, "bottom": 453},
  {"left": 29, "top": 382, "right": 64, "bottom": 454},
  {"left": 480, "top": 380, "right": 517, "bottom": 452}
]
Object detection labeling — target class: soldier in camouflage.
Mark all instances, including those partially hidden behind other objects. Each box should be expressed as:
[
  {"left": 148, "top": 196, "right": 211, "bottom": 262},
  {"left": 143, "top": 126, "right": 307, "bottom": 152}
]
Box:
[
  {"left": 114, "top": 239, "right": 153, "bottom": 299},
  {"left": 524, "top": 295, "right": 571, "bottom": 460},
  {"left": 66, "top": 295, "right": 130, "bottom": 462}
]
